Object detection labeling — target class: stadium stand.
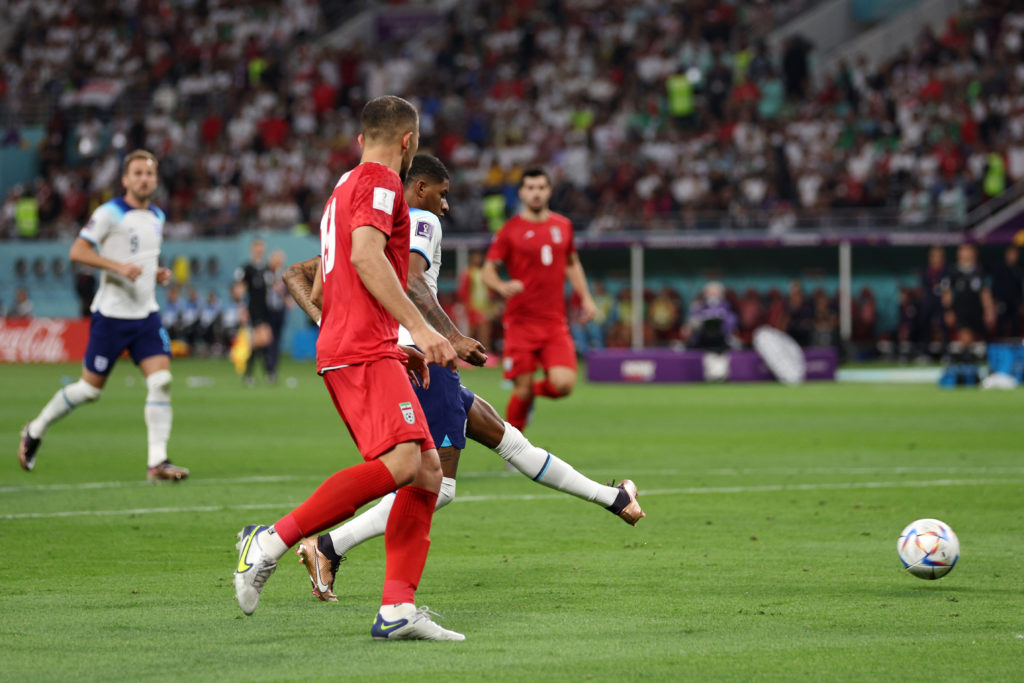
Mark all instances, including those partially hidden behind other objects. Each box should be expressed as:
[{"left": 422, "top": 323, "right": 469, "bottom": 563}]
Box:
[
  {"left": 3, "top": 0, "right": 1023, "bottom": 239},
  {"left": 1, "top": 0, "right": 1022, "bottom": 356}
]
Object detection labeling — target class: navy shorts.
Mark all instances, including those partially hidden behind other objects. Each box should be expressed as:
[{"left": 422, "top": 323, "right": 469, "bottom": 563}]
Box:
[
  {"left": 84, "top": 311, "right": 171, "bottom": 376},
  {"left": 412, "top": 363, "right": 476, "bottom": 450}
]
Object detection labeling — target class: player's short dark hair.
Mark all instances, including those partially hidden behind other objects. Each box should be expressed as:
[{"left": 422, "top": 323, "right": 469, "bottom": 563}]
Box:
[
  {"left": 519, "top": 168, "right": 551, "bottom": 188},
  {"left": 404, "top": 154, "right": 449, "bottom": 187},
  {"left": 361, "top": 95, "right": 418, "bottom": 143},
  {"left": 123, "top": 149, "right": 157, "bottom": 174}
]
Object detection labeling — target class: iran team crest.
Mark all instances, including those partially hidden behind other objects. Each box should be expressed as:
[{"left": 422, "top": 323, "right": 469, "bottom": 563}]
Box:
[{"left": 399, "top": 401, "right": 415, "bottom": 424}]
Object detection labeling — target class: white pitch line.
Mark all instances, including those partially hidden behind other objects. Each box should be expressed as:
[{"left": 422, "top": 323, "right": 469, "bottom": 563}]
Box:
[
  {"left": 0, "top": 475, "right": 313, "bottom": 494},
  {"left": 3, "top": 478, "right": 1022, "bottom": 521},
  {"left": 5, "top": 466, "right": 1024, "bottom": 495}
]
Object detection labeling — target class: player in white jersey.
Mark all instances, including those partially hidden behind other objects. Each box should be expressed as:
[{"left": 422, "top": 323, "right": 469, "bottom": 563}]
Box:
[
  {"left": 18, "top": 150, "right": 189, "bottom": 482},
  {"left": 282, "top": 154, "right": 644, "bottom": 601}
]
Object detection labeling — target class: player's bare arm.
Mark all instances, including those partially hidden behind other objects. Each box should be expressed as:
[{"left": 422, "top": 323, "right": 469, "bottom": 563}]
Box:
[
  {"left": 286, "top": 253, "right": 428, "bottom": 382},
  {"left": 283, "top": 256, "right": 323, "bottom": 323},
  {"left": 351, "top": 225, "right": 456, "bottom": 369},
  {"left": 407, "top": 252, "right": 487, "bottom": 366},
  {"left": 69, "top": 237, "right": 143, "bottom": 282},
  {"left": 480, "top": 258, "right": 524, "bottom": 299},
  {"left": 566, "top": 252, "right": 598, "bottom": 322},
  {"left": 400, "top": 343, "right": 430, "bottom": 388}
]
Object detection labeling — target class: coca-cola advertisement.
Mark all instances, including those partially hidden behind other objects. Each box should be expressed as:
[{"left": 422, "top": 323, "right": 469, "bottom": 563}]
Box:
[{"left": 0, "top": 318, "right": 90, "bottom": 363}]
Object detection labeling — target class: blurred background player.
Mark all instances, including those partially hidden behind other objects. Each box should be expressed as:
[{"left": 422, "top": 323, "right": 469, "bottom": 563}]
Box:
[
  {"left": 17, "top": 150, "right": 188, "bottom": 482},
  {"left": 687, "top": 281, "right": 738, "bottom": 352},
  {"left": 234, "top": 239, "right": 274, "bottom": 384},
  {"left": 941, "top": 243, "right": 995, "bottom": 361},
  {"left": 456, "top": 250, "right": 495, "bottom": 359},
  {"left": 264, "top": 248, "right": 289, "bottom": 383},
  {"left": 990, "top": 245, "right": 1022, "bottom": 338},
  {"left": 481, "top": 169, "right": 598, "bottom": 431},
  {"left": 282, "top": 154, "right": 644, "bottom": 602},
  {"left": 232, "top": 96, "right": 465, "bottom": 641}
]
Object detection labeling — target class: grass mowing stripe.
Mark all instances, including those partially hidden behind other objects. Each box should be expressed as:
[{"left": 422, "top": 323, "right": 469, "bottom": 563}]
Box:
[
  {"left": 6, "top": 466, "right": 1024, "bottom": 494},
  {"left": 5, "top": 477, "right": 1022, "bottom": 520}
]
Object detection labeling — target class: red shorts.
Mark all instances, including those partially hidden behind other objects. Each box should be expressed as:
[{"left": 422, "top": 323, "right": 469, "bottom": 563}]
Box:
[
  {"left": 466, "top": 308, "right": 487, "bottom": 327},
  {"left": 322, "top": 359, "right": 435, "bottom": 460},
  {"left": 501, "top": 319, "right": 577, "bottom": 380}
]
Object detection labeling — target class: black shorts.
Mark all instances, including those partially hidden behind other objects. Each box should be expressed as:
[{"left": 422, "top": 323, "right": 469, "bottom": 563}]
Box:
[
  {"left": 249, "top": 307, "right": 270, "bottom": 326},
  {"left": 953, "top": 305, "right": 984, "bottom": 336}
]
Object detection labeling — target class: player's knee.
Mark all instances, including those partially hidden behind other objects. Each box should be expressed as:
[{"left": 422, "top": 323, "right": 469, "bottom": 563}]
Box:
[
  {"left": 417, "top": 450, "right": 443, "bottom": 491},
  {"left": 512, "top": 384, "right": 534, "bottom": 400},
  {"left": 549, "top": 378, "right": 575, "bottom": 397},
  {"left": 381, "top": 442, "right": 423, "bottom": 486},
  {"left": 69, "top": 379, "right": 103, "bottom": 404},
  {"left": 146, "top": 370, "right": 172, "bottom": 402}
]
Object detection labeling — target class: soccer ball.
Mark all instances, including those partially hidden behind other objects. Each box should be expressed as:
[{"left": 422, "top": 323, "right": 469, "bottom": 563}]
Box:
[{"left": 896, "top": 518, "right": 959, "bottom": 580}]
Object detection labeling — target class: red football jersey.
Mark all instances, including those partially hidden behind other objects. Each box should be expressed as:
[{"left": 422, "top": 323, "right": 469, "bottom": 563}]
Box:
[
  {"left": 486, "top": 212, "right": 576, "bottom": 324},
  {"left": 317, "top": 162, "right": 410, "bottom": 370}
]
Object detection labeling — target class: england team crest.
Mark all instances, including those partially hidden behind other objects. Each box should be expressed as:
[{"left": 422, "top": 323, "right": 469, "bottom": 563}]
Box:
[{"left": 399, "top": 401, "right": 415, "bottom": 424}]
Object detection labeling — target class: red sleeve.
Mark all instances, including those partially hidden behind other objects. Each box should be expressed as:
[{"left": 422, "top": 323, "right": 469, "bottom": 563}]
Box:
[
  {"left": 349, "top": 169, "right": 401, "bottom": 237},
  {"left": 566, "top": 218, "right": 577, "bottom": 255},
  {"left": 486, "top": 227, "right": 508, "bottom": 264}
]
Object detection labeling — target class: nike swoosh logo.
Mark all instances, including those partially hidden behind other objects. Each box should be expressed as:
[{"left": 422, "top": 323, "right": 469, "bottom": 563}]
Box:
[
  {"left": 237, "top": 529, "right": 257, "bottom": 573},
  {"left": 378, "top": 619, "right": 406, "bottom": 632},
  {"left": 313, "top": 559, "right": 330, "bottom": 593}
]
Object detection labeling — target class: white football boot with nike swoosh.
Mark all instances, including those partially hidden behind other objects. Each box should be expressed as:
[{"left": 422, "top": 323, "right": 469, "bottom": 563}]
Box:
[
  {"left": 371, "top": 603, "right": 465, "bottom": 641},
  {"left": 234, "top": 524, "right": 278, "bottom": 615}
]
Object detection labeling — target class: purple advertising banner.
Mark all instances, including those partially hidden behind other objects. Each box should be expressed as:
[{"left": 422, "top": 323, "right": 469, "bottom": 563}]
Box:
[{"left": 586, "top": 348, "right": 838, "bottom": 383}]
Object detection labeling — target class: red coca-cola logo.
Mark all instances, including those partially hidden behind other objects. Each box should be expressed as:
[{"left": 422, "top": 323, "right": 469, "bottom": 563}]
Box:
[{"left": 0, "top": 318, "right": 89, "bottom": 363}]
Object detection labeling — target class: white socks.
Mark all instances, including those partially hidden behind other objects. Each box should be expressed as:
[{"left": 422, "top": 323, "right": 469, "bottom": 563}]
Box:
[
  {"left": 328, "top": 477, "right": 456, "bottom": 558},
  {"left": 258, "top": 526, "right": 289, "bottom": 561},
  {"left": 144, "top": 370, "right": 173, "bottom": 468},
  {"left": 28, "top": 379, "right": 102, "bottom": 439},
  {"left": 379, "top": 602, "right": 415, "bottom": 620},
  {"left": 29, "top": 372, "right": 174, "bottom": 469},
  {"left": 495, "top": 422, "right": 618, "bottom": 507}
]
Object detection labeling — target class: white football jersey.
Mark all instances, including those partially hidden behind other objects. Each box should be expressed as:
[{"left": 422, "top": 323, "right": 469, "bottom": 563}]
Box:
[
  {"left": 398, "top": 207, "right": 443, "bottom": 346},
  {"left": 79, "top": 197, "right": 165, "bottom": 319}
]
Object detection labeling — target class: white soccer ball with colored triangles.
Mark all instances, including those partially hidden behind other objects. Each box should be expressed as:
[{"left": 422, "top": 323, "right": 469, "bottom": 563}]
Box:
[{"left": 897, "top": 518, "right": 959, "bottom": 580}]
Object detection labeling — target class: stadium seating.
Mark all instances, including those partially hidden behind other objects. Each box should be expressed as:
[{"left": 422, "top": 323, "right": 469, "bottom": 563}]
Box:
[{"left": 2, "top": 0, "right": 1022, "bottom": 353}]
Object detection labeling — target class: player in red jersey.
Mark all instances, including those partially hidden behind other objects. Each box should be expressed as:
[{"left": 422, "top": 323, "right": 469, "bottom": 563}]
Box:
[
  {"left": 481, "top": 169, "right": 598, "bottom": 431},
  {"left": 232, "top": 96, "right": 465, "bottom": 641}
]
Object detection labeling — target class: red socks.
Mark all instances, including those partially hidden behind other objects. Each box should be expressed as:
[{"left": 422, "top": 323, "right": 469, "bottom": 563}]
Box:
[
  {"left": 506, "top": 380, "right": 567, "bottom": 429},
  {"left": 382, "top": 486, "right": 438, "bottom": 605},
  {"left": 533, "top": 379, "right": 565, "bottom": 398},
  {"left": 273, "top": 459, "right": 397, "bottom": 547},
  {"left": 506, "top": 393, "right": 533, "bottom": 431}
]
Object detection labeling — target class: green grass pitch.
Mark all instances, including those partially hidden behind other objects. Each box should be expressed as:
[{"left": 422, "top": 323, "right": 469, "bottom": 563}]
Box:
[{"left": 1, "top": 359, "right": 1023, "bottom": 681}]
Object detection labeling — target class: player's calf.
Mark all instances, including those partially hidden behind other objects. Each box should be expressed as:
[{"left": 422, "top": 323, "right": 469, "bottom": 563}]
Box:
[
  {"left": 19, "top": 380, "right": 102, "bottom": 471},
  {"left": 144, "top": 369, "right": 187, "bottom": 481}
]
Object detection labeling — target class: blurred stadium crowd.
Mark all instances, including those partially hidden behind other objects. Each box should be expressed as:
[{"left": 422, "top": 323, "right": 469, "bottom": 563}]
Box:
[
  {"left": 1, "top": 0, "right": 1023, "bottom": 358},
  {"left": 2, "top": 0, "right": 1023, "bottom": 240}
]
